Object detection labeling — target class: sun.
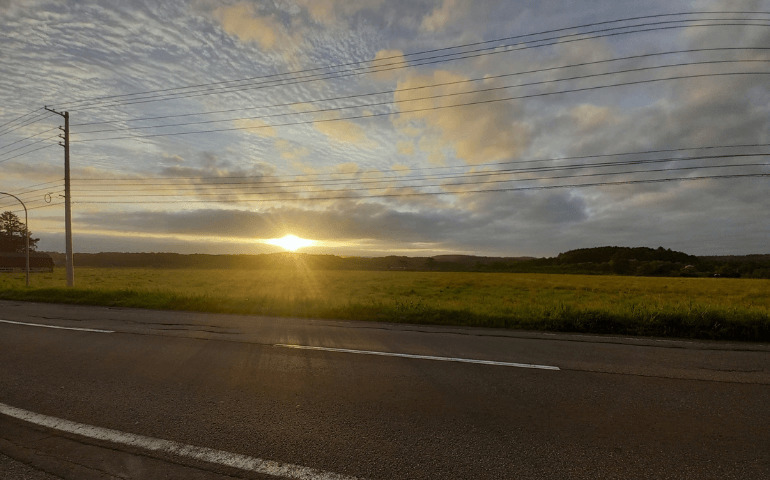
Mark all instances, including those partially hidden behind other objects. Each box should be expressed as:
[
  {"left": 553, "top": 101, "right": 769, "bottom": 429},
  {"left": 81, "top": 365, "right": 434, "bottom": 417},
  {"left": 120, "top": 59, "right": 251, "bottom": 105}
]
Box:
[{"left": 265, "top": 234, "right": 316, "bottom": 252}]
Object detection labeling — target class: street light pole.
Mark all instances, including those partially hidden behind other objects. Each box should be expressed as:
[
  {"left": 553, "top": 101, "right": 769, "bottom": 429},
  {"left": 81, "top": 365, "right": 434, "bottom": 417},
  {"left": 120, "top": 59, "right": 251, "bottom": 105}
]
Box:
[{"left": 0, "top": 192, "right": 29, "bottom": 287}]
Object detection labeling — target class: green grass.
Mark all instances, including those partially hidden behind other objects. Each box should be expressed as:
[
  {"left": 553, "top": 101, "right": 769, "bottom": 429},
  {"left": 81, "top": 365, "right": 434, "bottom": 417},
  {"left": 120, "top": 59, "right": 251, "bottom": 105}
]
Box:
[{"left": 1, "top": 266, "right": 768, "bottom": 341}]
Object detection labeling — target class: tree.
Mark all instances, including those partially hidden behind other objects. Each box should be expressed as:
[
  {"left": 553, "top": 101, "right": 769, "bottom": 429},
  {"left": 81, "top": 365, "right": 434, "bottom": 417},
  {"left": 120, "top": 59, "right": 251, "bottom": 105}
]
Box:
[{"left": 0, "top": 211, "right": 39, "bottom": 253}]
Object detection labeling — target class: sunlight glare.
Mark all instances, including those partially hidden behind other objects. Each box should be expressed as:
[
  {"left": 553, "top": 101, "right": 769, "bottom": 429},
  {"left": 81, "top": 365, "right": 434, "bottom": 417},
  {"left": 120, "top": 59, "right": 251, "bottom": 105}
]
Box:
[{"left": 265, "top": 234, "right": 316, "bottom": 252}]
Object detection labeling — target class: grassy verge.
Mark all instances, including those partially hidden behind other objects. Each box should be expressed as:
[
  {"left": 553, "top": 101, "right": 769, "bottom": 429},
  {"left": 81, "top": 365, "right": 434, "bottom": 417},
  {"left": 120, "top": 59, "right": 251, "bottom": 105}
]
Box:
[{"left": 1, "top": 268, "right": 768, "bottom": 341}]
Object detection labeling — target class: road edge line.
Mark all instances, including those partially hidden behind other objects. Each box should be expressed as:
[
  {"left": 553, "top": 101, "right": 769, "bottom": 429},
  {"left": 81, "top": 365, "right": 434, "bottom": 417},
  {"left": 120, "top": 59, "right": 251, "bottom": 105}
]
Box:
[
  {"left": 0, "top": 319, "right": 114, "bottom": 333},
  {"left": 0, "top": 402, "right": 361, "bottom": 480}
]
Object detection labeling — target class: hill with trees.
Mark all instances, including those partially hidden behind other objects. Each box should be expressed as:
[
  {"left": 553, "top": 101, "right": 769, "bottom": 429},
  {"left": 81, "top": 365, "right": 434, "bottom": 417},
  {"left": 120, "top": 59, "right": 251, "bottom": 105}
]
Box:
[{"left": 39, "top": 246, "right": 770, "bottom": 278}]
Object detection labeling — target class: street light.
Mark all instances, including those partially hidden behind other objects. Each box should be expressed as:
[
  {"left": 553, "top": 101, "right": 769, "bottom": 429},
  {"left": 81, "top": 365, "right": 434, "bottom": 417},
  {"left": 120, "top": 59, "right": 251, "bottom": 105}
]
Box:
[{"left": 0, "top": 192, "right": 29, "bottom": 287}]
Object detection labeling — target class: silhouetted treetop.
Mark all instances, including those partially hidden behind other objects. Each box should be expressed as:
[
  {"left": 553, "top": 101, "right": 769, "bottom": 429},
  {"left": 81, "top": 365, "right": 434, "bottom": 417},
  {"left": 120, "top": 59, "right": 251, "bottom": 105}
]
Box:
[{"left": 0, "top": 211, "right": 39, "bottom": 253}]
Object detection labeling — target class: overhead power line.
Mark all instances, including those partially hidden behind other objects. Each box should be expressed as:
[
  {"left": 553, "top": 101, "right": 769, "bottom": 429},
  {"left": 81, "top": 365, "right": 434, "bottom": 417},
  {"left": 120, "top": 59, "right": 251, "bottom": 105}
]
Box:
[
  {"left": 69, "top": 70, "right": 770, "bottom": 143},
  {"left": 71, "top": 58, "right": 770, "bottom": 136},
  {"left": 50, "top": 11, "right": 770, "bottom": 111},
  {"left": 0, "top": 107, "right": 45, "bottom": 131},
  {"left": 0, "top": 200, "right": 65, "bottom": 214},
  {"left": 70, "top": 163, "right": 767, "bottom": 198},
  {"left": 57, "top": 19, "right": 770, "bottom": 112},
  {"left": 0, "top": 126, "right": 60, "bottom": 152},
  {"left": 3, "top": 13, "right": 766, "bottom": 214},
  {"left": 6, "top": 178, "right": 65, "bottom": 192},
  {"left": 0, "top": 142, "right": 59, "bottom": 165},
  {"left": 68, "top": 47, "right": 770, "bottom": 128},
  {"left": 70, "top": 173, "right": 769, "bottom": 205},
  {"left": 71, "top": 153, "right": 769, "bottom": 192},
  {"left": 0, "top": 112, "right": 55, "bottom": 137},
  {"left": 73, "top": 143, "right": 770, "bottom": 182},
  {"left": 67, "top": 146, "right": 768, "bottom": 207},
  {"left": 0, "top": 134, "right": 61, "bottom": 160},
  {"left": 0, "top": 186, "right": 64, "bottom": 211}
]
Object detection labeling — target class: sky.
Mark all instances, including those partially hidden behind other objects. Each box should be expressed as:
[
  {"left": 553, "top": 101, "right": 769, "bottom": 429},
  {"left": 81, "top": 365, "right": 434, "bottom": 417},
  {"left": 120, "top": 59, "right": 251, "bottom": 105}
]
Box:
[{"left": 0, "top": 0, "right": 768, "bottom": 257}]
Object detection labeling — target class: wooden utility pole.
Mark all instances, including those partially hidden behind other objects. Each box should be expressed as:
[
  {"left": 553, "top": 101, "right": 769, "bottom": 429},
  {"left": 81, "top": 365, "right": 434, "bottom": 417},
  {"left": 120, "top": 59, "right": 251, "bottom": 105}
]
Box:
[{"left": 44, "top": 106, "right": 74, "bottom": 287}]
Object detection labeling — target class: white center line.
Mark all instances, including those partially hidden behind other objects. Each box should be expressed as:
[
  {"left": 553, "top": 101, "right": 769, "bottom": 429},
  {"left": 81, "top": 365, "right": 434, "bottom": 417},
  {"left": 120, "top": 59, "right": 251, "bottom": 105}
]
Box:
[
  {"left": 0, "top": 318, "right": 558, "bottom": 370},
  {"left": 0, "top": 318, "right": 114, "bottom": 333},
  {"left": 0, "top": 402, "right": 361, "bottom": 480},
  {"left": 275, "top": 344, "right": 560, "bottom": 370}
]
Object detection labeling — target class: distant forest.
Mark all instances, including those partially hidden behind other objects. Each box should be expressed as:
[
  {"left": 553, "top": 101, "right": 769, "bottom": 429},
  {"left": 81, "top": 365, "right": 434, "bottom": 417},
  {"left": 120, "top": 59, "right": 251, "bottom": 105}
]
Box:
[{"left": 41, "top": 246, "right": 770, "bottom": 279}]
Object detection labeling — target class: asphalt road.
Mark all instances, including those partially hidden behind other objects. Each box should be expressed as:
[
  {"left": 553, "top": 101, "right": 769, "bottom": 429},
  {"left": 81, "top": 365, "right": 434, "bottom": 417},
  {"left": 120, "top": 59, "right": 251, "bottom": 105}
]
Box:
[{"left": 0, "top": 300, "right": 768, "bottom": 479}]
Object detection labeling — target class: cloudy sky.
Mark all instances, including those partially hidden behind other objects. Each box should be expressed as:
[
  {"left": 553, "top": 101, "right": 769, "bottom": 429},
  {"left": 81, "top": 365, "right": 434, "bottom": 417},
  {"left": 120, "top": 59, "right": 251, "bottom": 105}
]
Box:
[{"left": 1, "top": 0, "right": 768, "bottom": 257}]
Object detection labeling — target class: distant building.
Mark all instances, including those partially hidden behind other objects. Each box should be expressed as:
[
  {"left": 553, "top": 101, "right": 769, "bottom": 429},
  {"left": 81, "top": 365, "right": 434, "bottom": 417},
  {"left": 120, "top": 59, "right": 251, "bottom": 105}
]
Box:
[{"left": 0, "top": 252, "right": 54, "bottom": 272}]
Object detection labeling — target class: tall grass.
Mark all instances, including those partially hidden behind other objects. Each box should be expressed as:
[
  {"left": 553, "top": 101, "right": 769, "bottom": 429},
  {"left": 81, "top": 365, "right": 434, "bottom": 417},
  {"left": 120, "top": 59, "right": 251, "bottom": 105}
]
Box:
[{"left": 1, "top": 267, "right": 768, "bottom": 341}]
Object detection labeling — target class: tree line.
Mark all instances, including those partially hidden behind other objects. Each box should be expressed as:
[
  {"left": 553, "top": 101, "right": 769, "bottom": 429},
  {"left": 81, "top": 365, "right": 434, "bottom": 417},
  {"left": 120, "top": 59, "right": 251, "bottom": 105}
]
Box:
[
  {"left": 40, "top": 246, "right": 770, "bottom": 279},
  {"left": 3, "top": 209, "right": 763, "bottom": 278}
]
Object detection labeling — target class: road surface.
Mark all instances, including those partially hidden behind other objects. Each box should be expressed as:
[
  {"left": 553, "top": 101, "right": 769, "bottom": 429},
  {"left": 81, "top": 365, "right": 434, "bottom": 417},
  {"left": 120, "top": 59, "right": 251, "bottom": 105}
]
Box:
[{"left": 0, "top": 300, "right": 768, "bottom": 479}]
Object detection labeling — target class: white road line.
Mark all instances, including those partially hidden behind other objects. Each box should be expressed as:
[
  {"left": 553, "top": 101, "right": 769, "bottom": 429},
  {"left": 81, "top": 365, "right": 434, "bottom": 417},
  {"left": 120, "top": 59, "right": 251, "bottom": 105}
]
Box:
[
  {"left": 0, "top": 319, "right": 114, "bottom": 333},
  {"left": 0, "top": 402, "right": 361, "bottom": 480},
  {"left": 275, "top": 344, "right": 561, "bottom": 371}
]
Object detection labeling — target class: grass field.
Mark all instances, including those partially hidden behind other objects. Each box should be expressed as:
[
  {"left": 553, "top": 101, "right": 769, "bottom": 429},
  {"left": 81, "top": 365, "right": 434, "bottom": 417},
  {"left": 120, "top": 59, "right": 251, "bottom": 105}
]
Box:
[{"left": 1, "top": 265, "right": 768, "bottom": 341}]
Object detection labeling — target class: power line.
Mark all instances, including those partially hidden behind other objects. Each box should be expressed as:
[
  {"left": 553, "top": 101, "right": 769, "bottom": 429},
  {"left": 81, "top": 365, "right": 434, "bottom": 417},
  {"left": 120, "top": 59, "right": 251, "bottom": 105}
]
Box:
[
  {"left": 53, "top": 12, "right": 716, "bottom": 106},
  {"left": 71, "top": 143, "right": 770, "bottom": 183},
  {"left": 69, "top": 70, "right": 770, "bottom": 143},
  {"left": 5, "top": 178, "right": 65, "bottom": 192},
  {"left": 69, "top": 47, "right": 770, "bottom": 128},
  {"left": 0, "top": 134, "right": 61, "bottom": 159},
  {"left": 0, "top": 107, "right": 45, "bottom": 131},
  {"left": 51, "top": 11, "right": 770, "bottom": 111},
  {"left": 63, "top": 20, "right": 770, "bottom": 112},
  {"left": 29, "top": 201, "right": 65, "bottom": 211},
  {"left": 70, "top": 163, "right": 767, "bottom": 200},
  {"left": 0, "top": 182, "right": 63, "bottom": 199},
  {"left": 0, "top": 142, "right": 59, "bottom": 165},
  {"left": 71, "top": 58, "right": 770, "bottom": 136},
  {"left": 0, "top": 188, "right": 64, "bottom": 211},
  {"left": 70, "top": 173, "right": 769, "bottom": 205},
  {"left": 1, "top": 200, "right": 65, "bottom": 214},
  {"left": 12, "top": 183, "right": 65, "bottom": 198},
  {"left": 0, "top": 112, "right": 55, "bottom": 137},
  {"left": 71, "top": 153, "right": 769, "bottom": 192},
  {"left": 0, "top": 126, "right": 60, "bottom": 152}
]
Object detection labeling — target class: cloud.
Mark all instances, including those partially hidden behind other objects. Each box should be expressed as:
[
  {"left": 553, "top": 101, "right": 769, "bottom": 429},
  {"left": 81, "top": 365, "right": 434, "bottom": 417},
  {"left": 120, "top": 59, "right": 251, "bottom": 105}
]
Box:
[
  {"left": 420, "top": 0, "right": 457, "bottom": 32},
  {"left": 394, "top": 69, "right": 531, "bottom": 165},
  {"left": 233, "top": 118, "right": 276, "bottom": 137},
  {"left": 276, "top": 139, "right": 310, "bottom": 161},
  {"left": 4, "top": 1, "right": 770, "bottom": 259},
  {"left": 569, "top": 104, "right": 618, "bottom": 133},
  {"left": 332, "top": 162, "right": 360, "bottom": 175},
  {"left": 396, "top": 141, "right": 414, "bottom": 155},
  {"left": 0, "top": 0, "right": 22, "bottom": 13},
  {"left": 295, "top": 0, "right": 337, "bottom": 25},
  {"left": 451, "top": 187, "right": 590, "bottom": 231},
  {"left": 294, "top": 0, "right": 387, "bottom": 26},
  {"left": 313, "top": 113, "right": 371, "bottom": 145},
  {"left": 71, "top": 203, "right": 457, "bottom": 244},
  {"left": 212, "top": 2, "right": 297, "bottom": 50},
  {"left": 370, "top": 49, "right": 407, "bottom": 82}
]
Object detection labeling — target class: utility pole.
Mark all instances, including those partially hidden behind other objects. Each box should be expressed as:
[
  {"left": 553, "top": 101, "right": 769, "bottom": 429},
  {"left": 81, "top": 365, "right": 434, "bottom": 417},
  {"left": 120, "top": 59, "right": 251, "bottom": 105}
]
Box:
[{"left": 44, "top": 106, "right": 74, "bottom": 287}]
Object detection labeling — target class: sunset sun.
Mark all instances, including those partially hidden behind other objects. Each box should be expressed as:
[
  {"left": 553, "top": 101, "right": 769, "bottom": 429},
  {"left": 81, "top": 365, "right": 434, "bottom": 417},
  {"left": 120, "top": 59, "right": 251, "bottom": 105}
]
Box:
[{"left": 265, "top": 234, "right": 316, "bottom": 252}]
